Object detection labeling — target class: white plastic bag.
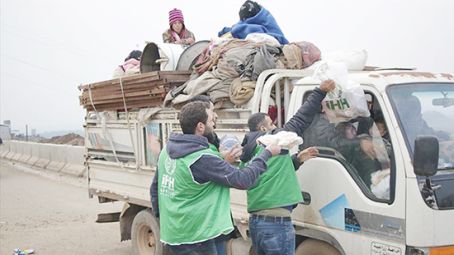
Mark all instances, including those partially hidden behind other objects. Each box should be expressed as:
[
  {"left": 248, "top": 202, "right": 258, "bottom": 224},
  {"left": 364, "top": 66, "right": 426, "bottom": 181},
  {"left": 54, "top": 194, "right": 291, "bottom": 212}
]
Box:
[
  {"left": 245, "top": 33, "right": 281, "bottom": 47},
  {"left": 313, "top": 61, "right": 370, "bottom": 123},
  {"left": 370, "top": 169, "right": 390, "bottom": 199},
  {"left": 322, "top": 49, "right": 368, "bottom": 71},
  {"left": 257, "top": 131, "right": 303, "bottom": 150}
]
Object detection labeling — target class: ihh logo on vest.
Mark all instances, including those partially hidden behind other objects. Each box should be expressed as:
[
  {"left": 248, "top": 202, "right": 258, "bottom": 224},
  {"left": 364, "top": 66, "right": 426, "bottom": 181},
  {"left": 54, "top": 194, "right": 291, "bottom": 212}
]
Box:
[
  {"left": 161, "top": 157, "right": 176, "bottom": 198},
  {"left": 161, "top": 174, "right": 175, "bottom": 198},
  {"left": 165, "top": 157, "right": 176, "bottom": 175}
]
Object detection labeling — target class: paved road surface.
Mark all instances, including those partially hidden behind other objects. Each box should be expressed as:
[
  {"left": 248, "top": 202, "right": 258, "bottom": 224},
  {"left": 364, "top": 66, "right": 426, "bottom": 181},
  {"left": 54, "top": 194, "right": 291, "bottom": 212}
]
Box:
[{"left": 0, "top": 160, "right": 131, "bottom": 255}]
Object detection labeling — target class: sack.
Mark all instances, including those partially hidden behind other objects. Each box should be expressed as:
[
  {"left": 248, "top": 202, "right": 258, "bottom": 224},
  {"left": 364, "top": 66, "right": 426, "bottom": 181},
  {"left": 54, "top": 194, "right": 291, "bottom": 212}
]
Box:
[
  {"left": 313, "top": 61, "right": 370, "bottom": 123},
  {"left": 282, "top": 41, "right": 321, "bottom": 69},
  {"left": 322, "top": 49, "right": 368, "bottom": 71},
  {"left": 294, "top": 41, "right": 321, "bottom": 68}
]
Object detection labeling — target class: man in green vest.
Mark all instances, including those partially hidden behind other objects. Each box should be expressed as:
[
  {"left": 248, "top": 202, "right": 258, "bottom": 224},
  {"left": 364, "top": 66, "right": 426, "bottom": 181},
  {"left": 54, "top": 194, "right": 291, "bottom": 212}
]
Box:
[
  {"left": 190, "top": 95, "right": 242, "bottom": 255},
  {"left": 240, "top": 79, "right": 335, "bottom": 255},
  {"left": 150, "top": 101, "right": 281, "bottom": 255}
]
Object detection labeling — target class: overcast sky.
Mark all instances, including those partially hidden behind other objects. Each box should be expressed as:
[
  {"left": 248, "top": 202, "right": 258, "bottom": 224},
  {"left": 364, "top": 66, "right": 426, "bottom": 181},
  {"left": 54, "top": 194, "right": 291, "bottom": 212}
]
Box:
[{"left": 1, "top": 0, "right": 453, "bottom": 134}]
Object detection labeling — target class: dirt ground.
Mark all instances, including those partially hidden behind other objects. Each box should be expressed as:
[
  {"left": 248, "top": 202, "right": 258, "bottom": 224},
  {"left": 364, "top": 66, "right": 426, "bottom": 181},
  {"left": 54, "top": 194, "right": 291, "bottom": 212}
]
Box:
[{"left": 0, "top": 160, "right": 131, "bottom": 255}]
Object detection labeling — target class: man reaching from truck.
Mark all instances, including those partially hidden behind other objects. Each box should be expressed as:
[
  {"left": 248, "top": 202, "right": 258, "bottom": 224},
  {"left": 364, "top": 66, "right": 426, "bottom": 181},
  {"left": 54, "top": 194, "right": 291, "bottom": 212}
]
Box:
[
  {"left": 240, "top": 79, "right": 335, "bottom": 255},
  {"left": 150, "top": 101, "right": 281, "bottom": 255}
]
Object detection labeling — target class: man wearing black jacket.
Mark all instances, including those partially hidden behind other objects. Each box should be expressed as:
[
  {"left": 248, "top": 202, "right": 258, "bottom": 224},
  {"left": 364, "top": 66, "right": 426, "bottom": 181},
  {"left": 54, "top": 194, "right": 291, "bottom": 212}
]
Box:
[{"left": 240, "top": 79, "right": 335, "bottom": 255}]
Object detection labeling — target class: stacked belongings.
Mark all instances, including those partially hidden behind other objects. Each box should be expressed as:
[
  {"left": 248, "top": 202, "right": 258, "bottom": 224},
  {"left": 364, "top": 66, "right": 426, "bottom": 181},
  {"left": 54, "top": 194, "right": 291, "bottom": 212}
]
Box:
[
  {"left": 165, "top": 37, "right": 322, "bottom": 108},
  {"left": 79, "top": 71, "right": 191, "bottom": 112}
]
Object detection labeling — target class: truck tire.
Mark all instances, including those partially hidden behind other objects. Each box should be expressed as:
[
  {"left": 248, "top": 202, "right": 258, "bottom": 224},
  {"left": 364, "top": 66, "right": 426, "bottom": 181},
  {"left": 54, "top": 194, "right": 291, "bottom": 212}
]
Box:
[
  {"left": 131, "top": 209, "right": 169, "bottom": 255},
  {"left": 295, "top": 239, "right": 340, "bottom": 255}
]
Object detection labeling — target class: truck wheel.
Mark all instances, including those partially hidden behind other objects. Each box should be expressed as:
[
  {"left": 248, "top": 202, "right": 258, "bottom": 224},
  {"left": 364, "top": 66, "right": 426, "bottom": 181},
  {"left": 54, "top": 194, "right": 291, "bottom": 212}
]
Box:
[
  {"left": 295, "top": 239, "right": 340, "bottom": 255},
  {"left": 131, "top": 209, "right": 167, "bottom": 255}
]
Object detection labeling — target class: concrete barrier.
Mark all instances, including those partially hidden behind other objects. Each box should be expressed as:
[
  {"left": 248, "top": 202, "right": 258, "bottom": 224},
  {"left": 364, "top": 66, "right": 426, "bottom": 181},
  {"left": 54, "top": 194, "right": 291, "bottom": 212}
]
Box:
[
  {"left": 5, "top": 141, "right": 18, "bottom": 160},
  {"left": 46, "top": 144, "right": 67, "bottom": 172},
  {"left": 12, "top": 141, "right": 26, "bottom": 162},
  {"left": 11, "top": 141, "right": 22, "bottom": 161},
  {"left": 10, "top": 143, "right": 20, "bottom": 161},
  {"left": 0, "top": 141, "right": 10, "bottom": 158},
  {"left": 34, "top": 144, "right": 52, "bottom": 169},
  {"left": 3, "top": 141, "right": 86, "bottom": 177},
  {"left": 18, "top": 142, "right": 33, "bottom": 163},
  {"left": 61, "top": 145, "right": 86, "bottom": 177},
  {"left": 27, "top": 143, "right": 41, "bottom": 166}
]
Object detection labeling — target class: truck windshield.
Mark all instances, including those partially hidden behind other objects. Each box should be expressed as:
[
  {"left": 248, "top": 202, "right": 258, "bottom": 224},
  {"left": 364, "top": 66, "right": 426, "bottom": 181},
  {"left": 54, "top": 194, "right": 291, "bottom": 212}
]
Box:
[{"left": 388, "top": 83, "right": 454, "bottom": 209}]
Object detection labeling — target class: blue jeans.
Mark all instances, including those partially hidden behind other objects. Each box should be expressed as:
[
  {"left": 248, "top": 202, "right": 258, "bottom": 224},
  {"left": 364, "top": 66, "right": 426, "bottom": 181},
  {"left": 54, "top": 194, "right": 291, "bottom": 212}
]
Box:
[
  {"left": 214, "top": 233, "right": 231, "bottom": 255},
  {"left": 215, "top": 240, "right": 226, "bottom": 255},
  {"left": 249, "top": 215, "right": 295, "bottom": 255},
  {"left": 168, "top": 239, "right": 217, "bottom": 255}
]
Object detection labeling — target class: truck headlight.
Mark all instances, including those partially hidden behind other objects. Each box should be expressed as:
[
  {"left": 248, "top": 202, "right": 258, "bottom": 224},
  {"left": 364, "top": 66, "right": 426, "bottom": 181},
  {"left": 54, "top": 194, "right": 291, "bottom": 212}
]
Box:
[{"left": 406, "top": 246, "right": 454, "bottom": 255}]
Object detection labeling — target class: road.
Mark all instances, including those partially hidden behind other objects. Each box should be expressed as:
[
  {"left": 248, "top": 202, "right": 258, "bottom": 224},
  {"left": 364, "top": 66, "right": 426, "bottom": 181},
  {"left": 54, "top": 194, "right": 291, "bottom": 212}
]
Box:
[{"left": 0, "top": 160, "right": 131, "bottom": 255}]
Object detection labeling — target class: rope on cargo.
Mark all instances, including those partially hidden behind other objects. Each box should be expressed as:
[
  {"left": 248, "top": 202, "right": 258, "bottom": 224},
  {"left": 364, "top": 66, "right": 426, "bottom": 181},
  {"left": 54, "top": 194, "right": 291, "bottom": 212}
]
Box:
[
  {"left": 87, "top": 84, "right": 98, "bottom": 113},
  {"left": 119, "top": 77, "right": 139, "bottom": 169},
  {"left": 88, "top": 84, "right": 121, "bottom": 164}
]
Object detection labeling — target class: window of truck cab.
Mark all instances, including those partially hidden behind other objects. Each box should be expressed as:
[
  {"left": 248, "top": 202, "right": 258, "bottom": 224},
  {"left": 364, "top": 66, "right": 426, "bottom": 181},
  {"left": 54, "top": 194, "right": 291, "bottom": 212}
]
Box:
[
  {"left": 301, "top": 88, "right": 395, "bottom": 203},
  {"left": 387, "top": 82, "right": 454, "bottom": 210}
]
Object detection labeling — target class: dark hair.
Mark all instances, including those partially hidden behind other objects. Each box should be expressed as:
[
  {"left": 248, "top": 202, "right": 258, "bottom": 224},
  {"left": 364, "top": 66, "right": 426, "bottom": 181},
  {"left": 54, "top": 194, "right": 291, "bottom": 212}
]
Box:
[
  {"left": 374, "top": 112, "right": 385, "bottom": 124},
  {"left": 190, "top": 95, "right": 212, "bottom": 104},
  {"left": 335, "top": 122, "right": 353, "bottom": 138},
  {"left": 248, "top": 112, "right": 268, "bottom": 131},
  {"left": 125, "top": 50, "right": 142, "bottom": 62},
  {"left": 356, "top": 117, "right": 374, "bottom": 136},
  {"left": 179, "top": 102, "right": 210, "bottom": 134},
  {"left": 239, "top": 0, "right": 261, "bottom": 21}
]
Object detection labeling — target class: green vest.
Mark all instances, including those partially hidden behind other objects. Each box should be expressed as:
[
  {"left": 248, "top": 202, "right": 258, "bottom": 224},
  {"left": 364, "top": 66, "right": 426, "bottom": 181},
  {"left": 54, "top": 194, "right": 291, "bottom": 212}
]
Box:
[
  {"left": 241, "top": 146, "right": 303, "bottom": 212},
  {"left": 157, "top": 145, "right": 233, "bottom": 245}
]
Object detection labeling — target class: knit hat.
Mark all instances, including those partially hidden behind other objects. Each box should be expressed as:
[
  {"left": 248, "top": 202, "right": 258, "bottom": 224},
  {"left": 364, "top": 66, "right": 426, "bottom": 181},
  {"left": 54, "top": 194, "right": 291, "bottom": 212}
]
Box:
[{"left": 169, "top": 8, "right": 184, "bottom": 25}]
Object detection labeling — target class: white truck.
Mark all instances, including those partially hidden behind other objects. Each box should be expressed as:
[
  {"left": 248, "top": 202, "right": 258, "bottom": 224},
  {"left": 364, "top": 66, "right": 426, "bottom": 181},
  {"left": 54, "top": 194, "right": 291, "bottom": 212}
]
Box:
[{"left": 83, "top": 68, "right": 454, "bottom": 255}]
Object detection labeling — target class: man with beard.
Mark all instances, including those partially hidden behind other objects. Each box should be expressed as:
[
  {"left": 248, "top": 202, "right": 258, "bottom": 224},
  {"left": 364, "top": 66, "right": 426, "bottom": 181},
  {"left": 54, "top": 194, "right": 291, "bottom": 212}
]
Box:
[
  {"left": 150, "top": 101, "right": 281, "bottom": 255},
  {"left": 240, "top": 79, "right": 335, "bottom": 255},
  {"left": 190, "top": 95, "right": 243, "bottom": 164},
  {"left": 189, "top": 95, "right": 242, "bottom": 255}
]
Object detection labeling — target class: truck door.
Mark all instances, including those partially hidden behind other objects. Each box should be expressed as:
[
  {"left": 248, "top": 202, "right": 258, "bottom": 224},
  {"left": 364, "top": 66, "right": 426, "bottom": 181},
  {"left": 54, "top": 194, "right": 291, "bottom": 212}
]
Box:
[{"left": 288, "top": 83, "right": 406, "bottom": 255}]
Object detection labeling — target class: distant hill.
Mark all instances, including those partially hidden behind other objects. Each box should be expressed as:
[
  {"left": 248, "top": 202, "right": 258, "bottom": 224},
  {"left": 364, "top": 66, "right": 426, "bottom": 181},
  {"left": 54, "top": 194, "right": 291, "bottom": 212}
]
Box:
[
  {"left": 39, "top": 130, "right": 84, "bottom": 139},
  {"left": 40, "top": 133, "right": 84, "bottom": 146}
]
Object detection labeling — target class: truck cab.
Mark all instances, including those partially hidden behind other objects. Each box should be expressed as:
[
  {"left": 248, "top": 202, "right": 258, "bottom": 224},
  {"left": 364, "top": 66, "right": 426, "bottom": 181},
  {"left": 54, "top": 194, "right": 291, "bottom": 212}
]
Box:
[{"left": 280, "top": 70, "right": 454, "bottom": 254}]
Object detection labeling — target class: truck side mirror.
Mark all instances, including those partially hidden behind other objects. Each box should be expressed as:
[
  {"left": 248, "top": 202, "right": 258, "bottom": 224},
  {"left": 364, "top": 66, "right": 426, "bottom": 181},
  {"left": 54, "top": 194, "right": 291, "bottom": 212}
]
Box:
[{"left": 413, "top": 136, "right": 439, "bottom": 176}]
